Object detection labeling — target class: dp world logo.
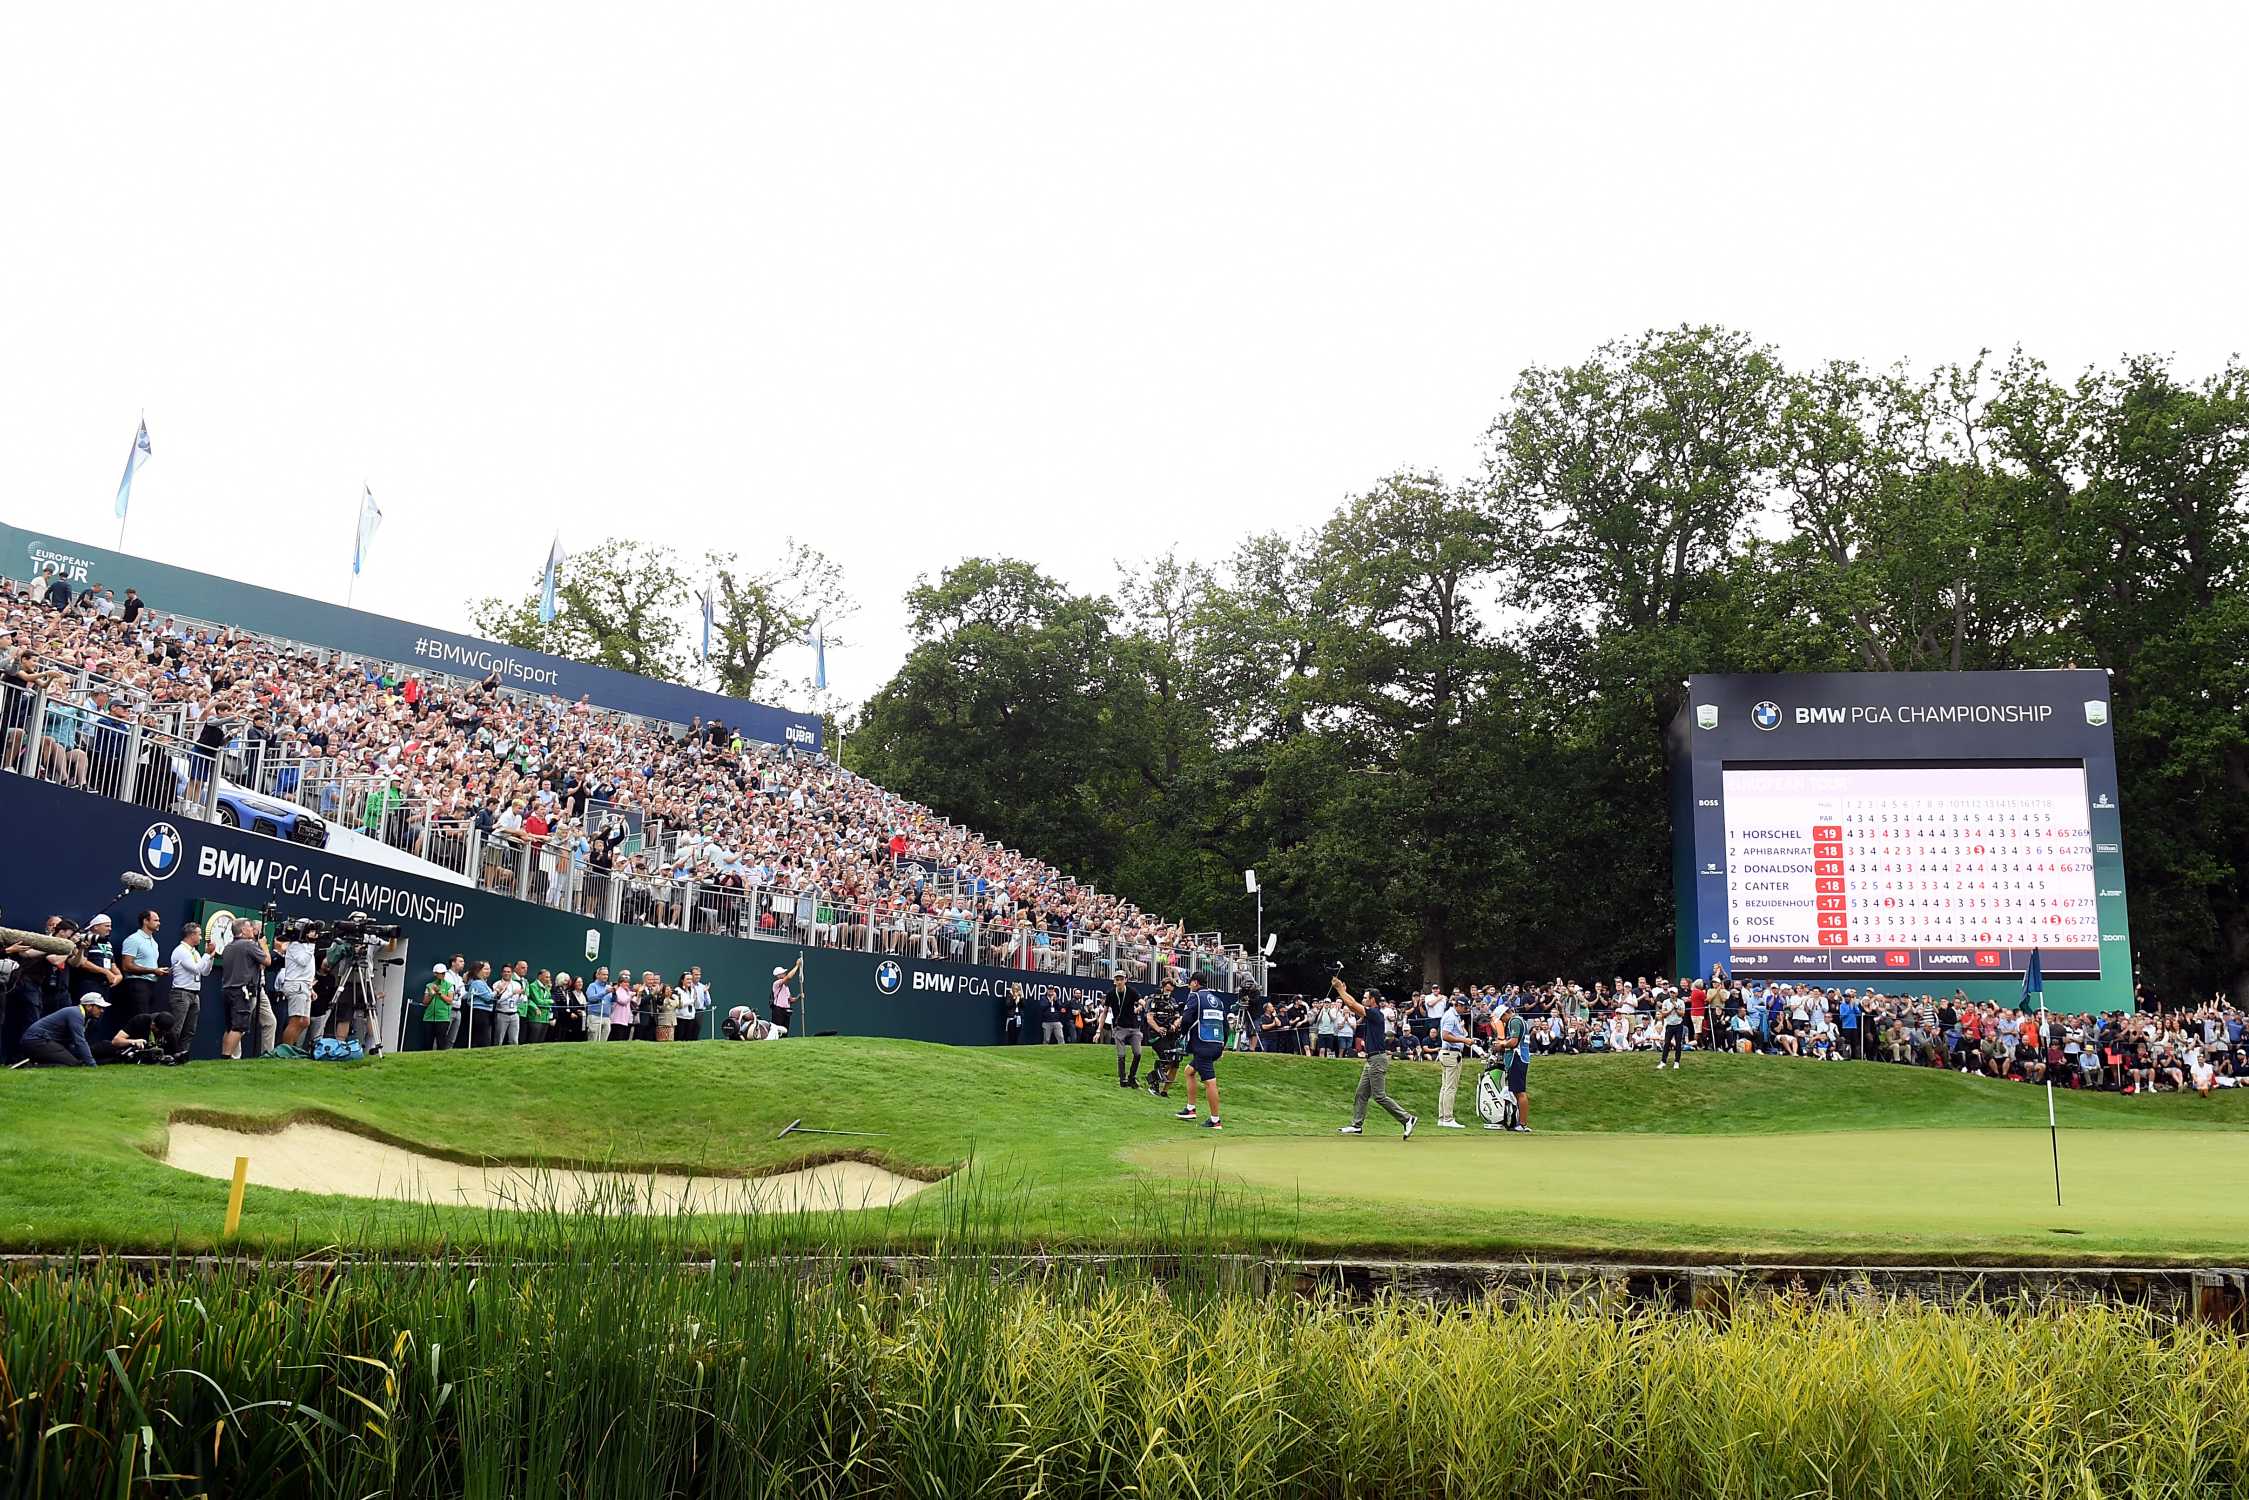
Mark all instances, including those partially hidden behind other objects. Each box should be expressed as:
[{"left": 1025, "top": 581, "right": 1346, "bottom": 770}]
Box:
[
  {"left": 1751, "top": 701, "right": 1782, "bottom": 732},
  {"left": 141, "top": 822, "right": 183, "bottom": 880},
  {"left": 875, "top": 960, "right": 902, "bottom": 995}
]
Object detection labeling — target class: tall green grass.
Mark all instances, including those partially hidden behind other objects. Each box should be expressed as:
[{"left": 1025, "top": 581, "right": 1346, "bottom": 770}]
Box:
[{"left": 4, "top": 1184, "right": 2244, "bottom": 1498}]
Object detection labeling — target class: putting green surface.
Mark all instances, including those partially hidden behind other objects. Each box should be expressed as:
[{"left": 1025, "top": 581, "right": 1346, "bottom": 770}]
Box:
[
  {"left": 1129, "top": 1127, "right": 2249, "bottom": 1261},
  {"left": 1, "top": 1039, "right": 2243, "bottom": 1260}
]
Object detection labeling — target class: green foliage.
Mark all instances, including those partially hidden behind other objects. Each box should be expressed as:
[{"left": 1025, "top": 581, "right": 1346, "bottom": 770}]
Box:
[
  {"left": 850, "top": 333, "right": 2245, "bottom": 1001},
  {"left": 8, "top": 1209, "right": 2249, "bottom": 1498},
  {"left": 470, "top": 536, "right": 853, "bottom": 701}
]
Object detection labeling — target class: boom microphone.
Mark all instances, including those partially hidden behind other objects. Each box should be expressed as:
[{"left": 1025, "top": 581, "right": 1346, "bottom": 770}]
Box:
[{"left": 121, "top": 872, "right": 156, "bottom": 893}]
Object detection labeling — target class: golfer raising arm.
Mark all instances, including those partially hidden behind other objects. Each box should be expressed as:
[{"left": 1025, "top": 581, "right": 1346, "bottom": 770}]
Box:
[
  {"left": 1331, "top": 976, "right": 1415, "bottom": 1139},
  {"left": 770, "top": 958, "right": 802, "bottom": 1036}
]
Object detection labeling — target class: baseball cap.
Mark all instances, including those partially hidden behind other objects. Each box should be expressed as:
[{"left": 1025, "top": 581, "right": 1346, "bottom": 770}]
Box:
[
  {"left": 773, "top": 966, "right": 787, "bottom": 976},
  {"left": 432, "top": 963, "right": 447, "bottom": 975},
  {"left": 89, "top": 914, "right": 112, "bottom": 928},
  {"left": 80, "top": 993, "right": 111, "bottom": 1009}
]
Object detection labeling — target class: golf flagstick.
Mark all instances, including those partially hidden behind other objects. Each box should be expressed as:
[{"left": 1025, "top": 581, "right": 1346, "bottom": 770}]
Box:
[{"left": 2026, "top": 949, "right": 2061, "bottom": 1207}]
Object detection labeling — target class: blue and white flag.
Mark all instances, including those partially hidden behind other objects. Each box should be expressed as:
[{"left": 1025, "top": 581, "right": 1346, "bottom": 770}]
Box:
[
  {"left": 2021, "top": 948, "right": 2044, "bottom": 1012},
  {"left": 807, "top": 618, "right": 827, "bottom": 691},
  {"left": 698, "top": 583, "right": 715, "bottom": 663},
  {"left": 538, "top": 535, "right": 566, "bottom": 625},
  {"left": 114, "top": 418, "right": 151, "bottom": 521},
  {"left": 352, "top": 486, "right": 382, "bottom": 576}
]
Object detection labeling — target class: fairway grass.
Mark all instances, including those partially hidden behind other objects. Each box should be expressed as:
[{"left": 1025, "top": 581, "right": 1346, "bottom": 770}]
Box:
[{"left": 1, "top": 1038, "right": 2242, "bottom": 1260}]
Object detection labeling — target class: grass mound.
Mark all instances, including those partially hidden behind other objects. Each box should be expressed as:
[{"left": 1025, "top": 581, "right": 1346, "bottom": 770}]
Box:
[{"left": 0, "top": 1038, "right": 2242, "bottom": 1258}]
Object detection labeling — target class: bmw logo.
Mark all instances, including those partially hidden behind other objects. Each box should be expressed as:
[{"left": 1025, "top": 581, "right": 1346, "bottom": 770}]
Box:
[
  {"left": 1751, "top": 701, "right": 1782, "bottom": 732},
  {"left": 875, "top": 960, "right": 902, "bottom": 995},
  {"left": 140, "top": 822, "right": 184, "bottom": 880}
]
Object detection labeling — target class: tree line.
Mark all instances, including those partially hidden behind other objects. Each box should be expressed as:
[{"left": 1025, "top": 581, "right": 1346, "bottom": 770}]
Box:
[{"left": 848, "top": 328, "right": 2248, "bottom": 1003}]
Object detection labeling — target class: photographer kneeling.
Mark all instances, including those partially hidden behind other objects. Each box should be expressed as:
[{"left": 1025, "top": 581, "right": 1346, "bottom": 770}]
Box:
[{"left": 17, "top": 991, "right": 141, "bottom": 1067}]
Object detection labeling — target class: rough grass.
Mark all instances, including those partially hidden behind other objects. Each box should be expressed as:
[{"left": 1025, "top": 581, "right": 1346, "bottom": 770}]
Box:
[
  {"left": 0, "top": 1039, "right": 2242, "bottom": 1259},
  {"left": 4, "top": 1208, "right": 2246, "bottom": 1500}
]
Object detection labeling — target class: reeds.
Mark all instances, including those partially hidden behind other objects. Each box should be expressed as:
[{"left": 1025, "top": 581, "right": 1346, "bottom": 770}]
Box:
[{"left": 3, "top": 1183, "right": 2244, "bottom": 1498}]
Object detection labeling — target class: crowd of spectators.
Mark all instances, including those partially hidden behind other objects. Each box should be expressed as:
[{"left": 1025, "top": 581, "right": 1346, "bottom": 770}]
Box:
[
  {"left": 0, "top": 570, "right": 1232, "bottom": 983},
  {"left": 1027, "top": 972, "right": 2249, "bottom": 1099}
]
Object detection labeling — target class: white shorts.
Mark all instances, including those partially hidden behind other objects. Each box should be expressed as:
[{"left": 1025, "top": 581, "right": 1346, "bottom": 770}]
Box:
[{"left": 283, "top": 986, "right": 313, "bottom": 1019}]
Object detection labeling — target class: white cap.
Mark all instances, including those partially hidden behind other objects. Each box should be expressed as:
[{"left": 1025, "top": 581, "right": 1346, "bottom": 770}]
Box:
[
  {"left": 773, "top": 966, "right": 787, "bottom": 976},
  {"left": 89, "top": 914, "right": 112, "bottom": 928},
  {"left": 80, "top": 992, "right": 111, "bottom": 1008},
  {"left": 432, "top": 963, "right": 447, "bottom": 975}
]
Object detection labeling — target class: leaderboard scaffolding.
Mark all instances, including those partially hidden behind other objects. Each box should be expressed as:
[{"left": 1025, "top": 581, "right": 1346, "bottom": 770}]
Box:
[{"left": 1718, "top": 762, "right": 2101, "bottom": 978}]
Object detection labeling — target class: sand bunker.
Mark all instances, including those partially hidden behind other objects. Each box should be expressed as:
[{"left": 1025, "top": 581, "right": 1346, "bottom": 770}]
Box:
[{"left": 164, "top": 1120, "right": 933, "bottom": 1215}]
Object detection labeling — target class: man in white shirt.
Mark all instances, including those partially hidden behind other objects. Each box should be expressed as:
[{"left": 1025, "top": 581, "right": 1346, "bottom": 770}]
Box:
[
  {"left": 164, "top": 919, "right": 216, "bottom": 1056},
  {"left": 1433, "top": 991, "right": 1474, "bottom": 1128}
]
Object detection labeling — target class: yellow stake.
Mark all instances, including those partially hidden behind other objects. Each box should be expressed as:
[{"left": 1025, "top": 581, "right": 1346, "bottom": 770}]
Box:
[{"left": 223, "top": 1155, "right": 249, "bottom": 1238}]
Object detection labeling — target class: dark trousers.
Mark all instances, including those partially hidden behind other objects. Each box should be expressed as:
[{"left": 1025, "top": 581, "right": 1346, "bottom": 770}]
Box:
[
  {"left": 114, "top": 977, "right": 155, "bottom": 1027},
  {"left": 471, "top": 1011, "right": 494, "bottom": 1048},
  {"left": 163, "top": 988, "right": 202, "bottom": 1054},
  {"left": 522, "top": 1020, "right": 550, "bottom": 1045},
  {"left": 1660, "top": 1024, "right": 1686, "bottom": 1065},
  {"left": 678, "top": 1014, "right": 700, "bottom": 1041},
  {"left": 429, "top": 1017, "right": 456, "bottom": 1050},
  {"left": 23, "top": 1036, "right": 83, "bottom": 1067}
]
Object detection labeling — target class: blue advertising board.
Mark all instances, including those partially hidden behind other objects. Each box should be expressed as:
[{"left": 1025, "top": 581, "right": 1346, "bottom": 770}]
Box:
[
  {"left": 0, "top": 776, "right": 1214, "bottom": 1057},
  {"left": 3, "top": 521, "right": 820, "bottom": 750}
]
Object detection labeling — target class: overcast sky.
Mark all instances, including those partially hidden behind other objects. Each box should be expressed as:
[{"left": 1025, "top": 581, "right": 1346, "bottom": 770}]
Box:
[{"left": 4, "top": 3, "right": 2242, "bottom": 706}]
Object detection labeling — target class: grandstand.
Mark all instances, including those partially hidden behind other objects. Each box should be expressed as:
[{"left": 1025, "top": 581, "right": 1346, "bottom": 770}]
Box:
[{"left": 0, "top": 556, "right": 1255, "bottom": 996}]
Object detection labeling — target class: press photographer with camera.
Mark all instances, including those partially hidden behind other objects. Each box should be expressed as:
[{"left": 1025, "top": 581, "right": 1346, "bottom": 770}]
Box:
[
  {"left": 275, "top": 922, "right": 318, "bottom": 1049},
  {"left": 217, "top": 918, "right": 273, "bottom": 1060}
]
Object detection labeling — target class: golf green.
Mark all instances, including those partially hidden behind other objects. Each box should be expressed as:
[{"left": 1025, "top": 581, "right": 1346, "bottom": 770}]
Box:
[
  {"left": 2, "top": 1039, "right": 2243, "bottom": 1260},
  {"left": 1129, "top": 1126, "right": 2249, "bottom": 1260}
]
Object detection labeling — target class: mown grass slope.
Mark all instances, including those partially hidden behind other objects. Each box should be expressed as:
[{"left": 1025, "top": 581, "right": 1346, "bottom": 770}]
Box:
[{"left": 0, "top": 1039, "right": 2241, "bottom": 1259}]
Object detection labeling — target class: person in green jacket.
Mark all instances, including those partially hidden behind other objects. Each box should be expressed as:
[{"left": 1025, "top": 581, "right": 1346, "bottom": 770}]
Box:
[
  {"left": 421, "top": 964, "right": 458, "bottom": 1050},
  {"left": 522, "top": 969, "right": 555, "bottom": 1044}
]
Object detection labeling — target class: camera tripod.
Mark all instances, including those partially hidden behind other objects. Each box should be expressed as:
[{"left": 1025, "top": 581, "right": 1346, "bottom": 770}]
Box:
[{"left": 325, "top": 937, "right": 389, "bottom": 1055}]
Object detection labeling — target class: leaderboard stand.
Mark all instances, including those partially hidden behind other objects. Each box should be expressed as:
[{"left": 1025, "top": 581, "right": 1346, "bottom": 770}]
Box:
[{"left": 1672, "top": 672, "right": 2134, "bottom": 1011}]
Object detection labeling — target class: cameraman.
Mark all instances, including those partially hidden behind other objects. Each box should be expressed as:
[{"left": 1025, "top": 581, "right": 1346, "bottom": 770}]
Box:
[
  {"left": 217, "top": 919, "right": 274, "bottom": 1060},
  {"left": 275, "top": 923, "right": 318, "bottom": 1049},
  {"left": 1142, "top": 978, "right": 1183, "bottom": 1097},
  {"left": 4, "top": 922, "right": 75, "bottom": 1064}
]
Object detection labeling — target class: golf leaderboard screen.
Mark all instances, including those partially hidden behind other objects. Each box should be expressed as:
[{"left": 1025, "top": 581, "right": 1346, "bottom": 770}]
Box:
[{"left": 1671, "top": 671, "right": 2134, "bottom": 1010}]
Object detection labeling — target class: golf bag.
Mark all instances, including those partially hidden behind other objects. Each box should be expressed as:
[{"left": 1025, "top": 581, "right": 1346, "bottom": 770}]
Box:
[{"left": 1476, "top": 1064, "right": 1519, "bottom": 1129}]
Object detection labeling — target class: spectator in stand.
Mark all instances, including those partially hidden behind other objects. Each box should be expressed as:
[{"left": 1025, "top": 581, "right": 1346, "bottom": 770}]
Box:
[
  {"left": 607, "top": 972, "right": 636, "bottom": 1041},
  {"left": 522, "top": 968, "right": 554, "bottom": 1044},
  {"left": 584, "top": 966, "right": 613, "bottom": 1043},
  {"left": 466, "top": 961, "right": 497, "bottom": 1047},
  {"left": 422, "top": 964, "right": 457, "bottom": 1049}
]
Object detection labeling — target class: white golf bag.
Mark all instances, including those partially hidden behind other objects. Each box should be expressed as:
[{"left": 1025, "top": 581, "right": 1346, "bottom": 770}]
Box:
[{"left": 1476, "top": 1064, "right": 1519, "bottom": 1128}]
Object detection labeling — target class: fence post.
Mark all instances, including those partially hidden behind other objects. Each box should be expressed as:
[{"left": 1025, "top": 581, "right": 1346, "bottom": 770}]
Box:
[
  {"left": 120, "top": 719, "right": 145, "bottom": 807},
  {"left": 514, "top": 838, "right": 532, "bottom": 897},
  {"left": 200, "top": 751, "right": 222, "bottom": 821},
  {"left": 19, "top": 687, "right": 47, "bottom": 776}
]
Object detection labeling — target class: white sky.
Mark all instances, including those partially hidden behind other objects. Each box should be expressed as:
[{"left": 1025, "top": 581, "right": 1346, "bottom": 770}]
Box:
[{"left": 3, "top": 3, "right": 2243, "bottom": 707}]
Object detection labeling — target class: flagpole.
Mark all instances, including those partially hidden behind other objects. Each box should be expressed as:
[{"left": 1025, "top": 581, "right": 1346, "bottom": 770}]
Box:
[
  {"left": 2041, "top": 987, "right": 2061, "bottom": 1207},
  {"left": 117, "top": 410, "right": 140, "bottom": 551}
]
